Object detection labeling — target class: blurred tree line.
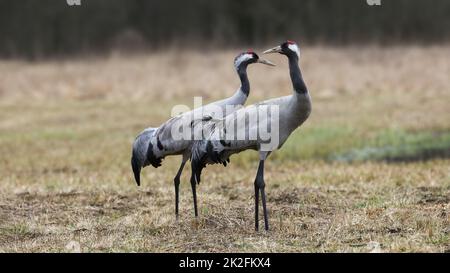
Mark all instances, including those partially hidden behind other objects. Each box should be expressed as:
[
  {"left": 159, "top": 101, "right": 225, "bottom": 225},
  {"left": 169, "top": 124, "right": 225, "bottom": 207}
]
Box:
[{"left": 0, "top": 0, "right": 449, "bottom": 58}]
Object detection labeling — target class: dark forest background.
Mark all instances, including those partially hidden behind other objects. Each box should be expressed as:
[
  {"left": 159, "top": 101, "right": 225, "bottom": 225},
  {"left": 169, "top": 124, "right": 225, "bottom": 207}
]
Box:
[{"left": 1, "top": 0, "right": 449, "bottom": 58}]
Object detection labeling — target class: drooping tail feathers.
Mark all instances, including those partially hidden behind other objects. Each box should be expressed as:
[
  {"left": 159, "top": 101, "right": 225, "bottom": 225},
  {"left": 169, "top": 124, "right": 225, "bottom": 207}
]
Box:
[
  {"left": 131, "top": 127, "right": 162, "bottom": 186},
  {"left": 190, "top": 140, "right": 230, "bottom": 184}
]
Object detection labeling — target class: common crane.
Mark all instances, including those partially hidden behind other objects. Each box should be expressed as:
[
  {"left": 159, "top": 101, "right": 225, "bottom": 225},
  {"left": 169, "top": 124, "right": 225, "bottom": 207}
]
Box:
[
  {"left": 131, "top": 51, "right": 275, "bottom": 218},
  {"left": 190, "top": 41, "right": 311, "bottom": 230}
]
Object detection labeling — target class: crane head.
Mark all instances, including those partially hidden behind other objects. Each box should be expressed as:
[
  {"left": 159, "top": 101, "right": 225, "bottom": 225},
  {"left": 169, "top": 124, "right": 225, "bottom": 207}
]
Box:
[
  {"left": 234, "top": 50, "right": 275, "bottom": 71},
  {"left": 263, "top": 40, "right": 300, "bottom": 59}
]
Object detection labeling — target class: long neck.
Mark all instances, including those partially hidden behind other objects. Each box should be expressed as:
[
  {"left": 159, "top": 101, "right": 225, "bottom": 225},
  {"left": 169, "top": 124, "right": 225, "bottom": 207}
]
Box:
[
  {"left": 288, "top": 55, "right": 308, "bottom": 94},
  {"left": 237, "top": 65, "right": 250, "bottom": 97}
]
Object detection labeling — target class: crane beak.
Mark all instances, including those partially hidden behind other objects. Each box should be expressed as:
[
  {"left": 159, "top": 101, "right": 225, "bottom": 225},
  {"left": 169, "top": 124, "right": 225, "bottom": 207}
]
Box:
[
  {"left": 257, "top": 58, "right": 276, "bottom": 66},
  {"left": 263, "top": 45, "right": 282, "bottom": 54}
]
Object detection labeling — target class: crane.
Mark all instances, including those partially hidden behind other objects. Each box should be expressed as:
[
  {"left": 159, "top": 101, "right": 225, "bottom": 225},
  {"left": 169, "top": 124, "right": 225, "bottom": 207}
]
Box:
[
  {"left": 190, "top": 41, "right": 312, "bottom": 230},
  {"left": 131, "top": 51, "right": 275, "bottom": 218}
]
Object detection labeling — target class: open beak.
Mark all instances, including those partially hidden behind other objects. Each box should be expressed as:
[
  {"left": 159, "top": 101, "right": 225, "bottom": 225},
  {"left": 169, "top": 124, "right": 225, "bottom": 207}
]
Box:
[
  {"left": 263, "top": 45, "right": 282, "bottom": 54},
  {"left": 257, "top": 58, "right": 276, "bottom": 66}
]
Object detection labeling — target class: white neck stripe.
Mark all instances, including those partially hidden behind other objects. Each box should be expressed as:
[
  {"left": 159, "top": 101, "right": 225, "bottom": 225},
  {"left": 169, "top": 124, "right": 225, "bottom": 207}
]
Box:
[
  {"left": 234, "top": 53, "right": 253, "bottom": 69},
  {"left": 288, "top": 44, "right": 300, "bottom": 58}
]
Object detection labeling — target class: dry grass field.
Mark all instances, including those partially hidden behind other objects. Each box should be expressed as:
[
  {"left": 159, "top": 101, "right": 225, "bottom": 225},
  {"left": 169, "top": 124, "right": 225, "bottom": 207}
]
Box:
[{"left": 0, "top": 46, "right": 449, "bottom": 252}]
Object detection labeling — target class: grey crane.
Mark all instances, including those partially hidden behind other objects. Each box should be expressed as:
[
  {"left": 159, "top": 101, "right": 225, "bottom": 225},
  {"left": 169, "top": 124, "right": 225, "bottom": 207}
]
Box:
[
  {"left": 190, "top": 41, "right": 311, "bottom": 230},
  {"left": 131, "top": 51, "right": 274, "bottom": 218}
]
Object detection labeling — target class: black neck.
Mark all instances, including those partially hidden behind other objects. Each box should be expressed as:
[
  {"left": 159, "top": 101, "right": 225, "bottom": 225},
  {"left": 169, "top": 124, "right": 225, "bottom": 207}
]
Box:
[
  {"left": 288, "top": 54, "right": 308, "bottom": 94},
  {"left": 237, "top": 65, "right": 250, "bottom": 96}
]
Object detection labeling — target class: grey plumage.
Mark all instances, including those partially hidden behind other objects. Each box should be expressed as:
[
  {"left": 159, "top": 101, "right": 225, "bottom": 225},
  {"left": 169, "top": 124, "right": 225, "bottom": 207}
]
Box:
[
  {"left": 131, "top": 50, "right": 275, "bottom": 217},
  {"left": 190, "top": 41, "right": 311, "bottom": 230},
  {"left": 190, "top": 94, "right": 312, "bottom": 183},
  {"left": 131, "top": 127, "right": 158, "bottom": 186}
]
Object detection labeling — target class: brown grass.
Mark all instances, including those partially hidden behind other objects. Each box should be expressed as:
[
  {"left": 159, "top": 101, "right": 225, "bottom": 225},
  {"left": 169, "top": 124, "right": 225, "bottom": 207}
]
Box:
[{"left": 0, "top": 46, "right": 449, "bottom": 252}]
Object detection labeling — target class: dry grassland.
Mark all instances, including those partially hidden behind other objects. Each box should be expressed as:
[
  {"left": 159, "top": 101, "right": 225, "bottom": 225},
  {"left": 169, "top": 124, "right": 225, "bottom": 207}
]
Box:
[{"left": 0, "top": 46, "right": 449, "bottom": 252}]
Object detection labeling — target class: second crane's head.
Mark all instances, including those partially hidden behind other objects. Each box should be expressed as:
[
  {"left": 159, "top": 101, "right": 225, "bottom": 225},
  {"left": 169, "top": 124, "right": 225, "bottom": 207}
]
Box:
[
  {"left": 263, "top": 40, "right": 300, "bottom": 59},
  {"left": 234, "top": 50, "right": 275, "bottom": 71}
]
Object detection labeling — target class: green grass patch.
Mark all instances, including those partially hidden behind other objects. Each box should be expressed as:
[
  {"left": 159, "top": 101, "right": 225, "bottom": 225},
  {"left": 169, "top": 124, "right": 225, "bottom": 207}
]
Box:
[
  {"left": 332, "top": 129, "right": 450, "bottom": 162},
  {"left": 269, "top": 126, "right": 450, "bottom": 162}
]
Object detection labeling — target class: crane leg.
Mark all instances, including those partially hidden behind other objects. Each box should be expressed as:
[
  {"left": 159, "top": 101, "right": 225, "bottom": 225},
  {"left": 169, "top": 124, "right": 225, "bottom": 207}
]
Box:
[
  {"left": 254, "top": 181, "right": 259, "bottom": 231},
  {"left": 261, "top": 185, "right": 269, "bottom": 231},
  {"left": 174, "top": 160, "right": 186, "bottom": 219},
  {"left": 254, "top": 159, "right": 269, "bottom": 231},
  {"left": 190, "top": 174, "right": 198, "bottom": 217}
]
